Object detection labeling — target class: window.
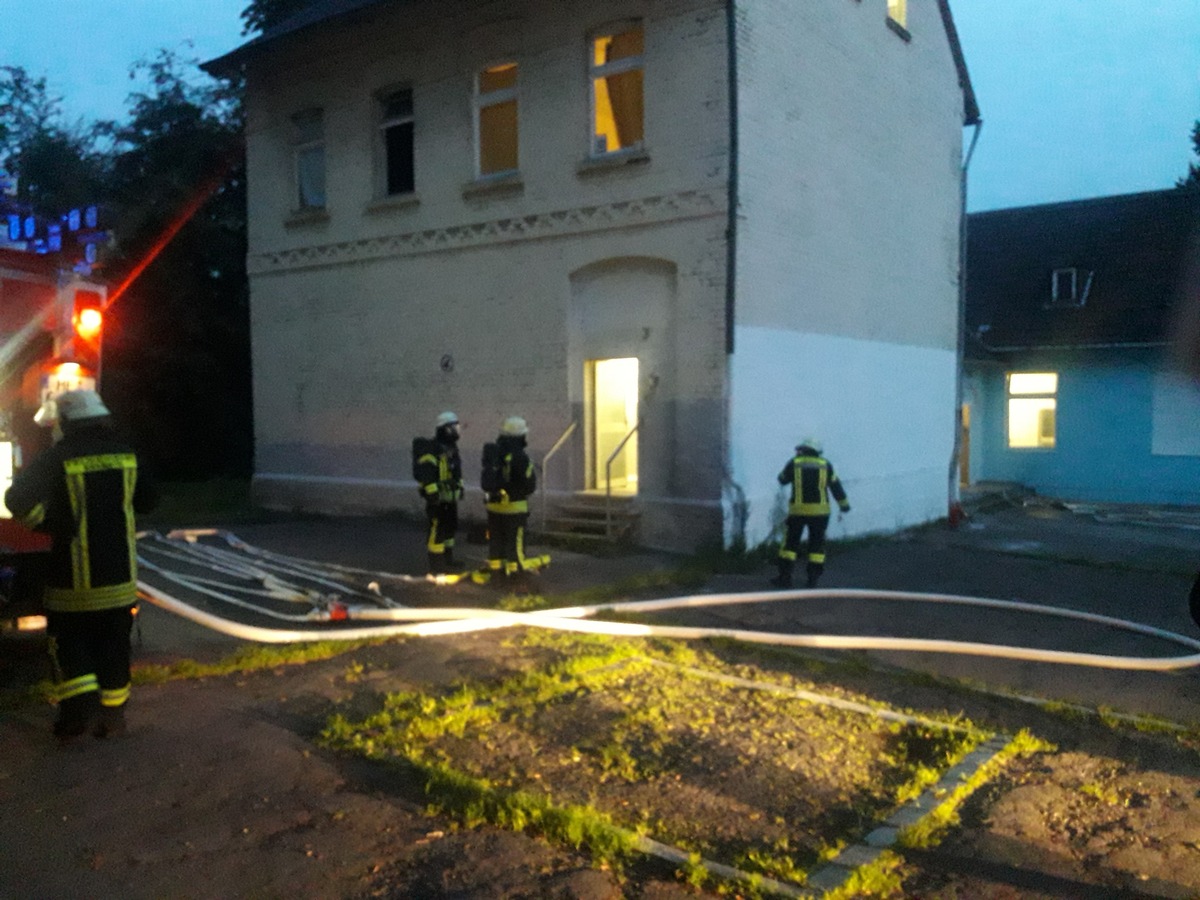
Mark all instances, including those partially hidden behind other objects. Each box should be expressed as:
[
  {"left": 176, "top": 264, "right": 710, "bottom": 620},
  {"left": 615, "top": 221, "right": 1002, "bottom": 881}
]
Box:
[
  {"left": 379, "top": 88, "right": 415, "bottom": 195},
  {"left": 1007, "top": 372, "right": 1057, "bottom": 449},
  {"left": 292, "top": 109, "right": 326, "bottom": 210},
  {"left": 590, "top": 22, "right": 644, "bottom": 156},
  {"left": 475, "top": 63, "right": 519, "bottom": 177},
  {"left": 1050, "top": 267, "right": 1092, "bottom": 307},
  {"left": 887, "top": 0, "right": 907, "bottom": 27}
]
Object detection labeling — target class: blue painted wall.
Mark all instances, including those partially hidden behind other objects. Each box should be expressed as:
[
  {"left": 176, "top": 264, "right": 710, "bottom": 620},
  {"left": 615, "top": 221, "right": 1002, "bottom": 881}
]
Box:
[{"left": 966, "top": 349, "right": 1200, "bottom": 505}]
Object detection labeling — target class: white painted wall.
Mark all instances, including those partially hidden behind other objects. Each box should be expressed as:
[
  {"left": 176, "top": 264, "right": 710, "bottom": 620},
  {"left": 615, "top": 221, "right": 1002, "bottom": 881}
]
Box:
[
  {"left": 725, "top": 0, "right": 967, "bottom": 545},
  {"left": 728, "top": 326, "right": 956, "bottom": 546}
]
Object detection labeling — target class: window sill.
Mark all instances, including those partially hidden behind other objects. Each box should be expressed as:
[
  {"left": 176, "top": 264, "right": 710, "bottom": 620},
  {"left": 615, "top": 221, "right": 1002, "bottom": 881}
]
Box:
[
  {"left": 365, "top": 193, "right": 421, "bottom": 215},
  {"left": 461, "top": 172, "right": 524, "bottom": 200},
  {"left": 284, "top": 208, "right": 330, "bottom": 229},
  {"left": 886, "top": 17, "right": 912, "bottom": 42},
  {"left": 576, "top": 147, "right": 650, "bottom": 176}
]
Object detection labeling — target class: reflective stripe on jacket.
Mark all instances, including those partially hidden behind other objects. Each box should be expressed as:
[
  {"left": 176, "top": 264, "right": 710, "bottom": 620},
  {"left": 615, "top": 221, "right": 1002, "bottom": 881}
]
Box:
[
  {"left": 416, "top": 441, "right": 464, "bottom": 503},
  {"left": 778, "top": 454, "right": 849, "bottom": 517},
  {"left": 5, "top": 423, "right": 156, "bottom": 613}
]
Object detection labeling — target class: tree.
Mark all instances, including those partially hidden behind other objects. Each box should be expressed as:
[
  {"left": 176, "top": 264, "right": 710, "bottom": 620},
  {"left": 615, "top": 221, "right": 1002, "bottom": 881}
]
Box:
[
  {"left": 1180, "top": 120, "right": 1200, "bottom": 189},
  {"left": 0, "top": 66, "right": 109, "bottom": 218},
  {"left": 100, "top": 52, "right": 252, "bottom": 478},
  {"left": 240, "top": 0, "right": 317, "bottom": 34}
]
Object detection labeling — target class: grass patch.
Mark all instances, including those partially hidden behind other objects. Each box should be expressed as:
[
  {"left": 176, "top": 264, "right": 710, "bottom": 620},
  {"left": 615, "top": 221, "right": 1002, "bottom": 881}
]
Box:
[
  {"left": 132, "top": 638, "right": 385, "bottom": 685},
  {"left": 321, "top": 634, "right": 988, "bottom": 894}
]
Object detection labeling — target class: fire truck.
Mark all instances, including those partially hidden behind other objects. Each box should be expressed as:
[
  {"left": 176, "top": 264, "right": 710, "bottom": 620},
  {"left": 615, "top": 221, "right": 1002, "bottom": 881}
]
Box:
[{"left": 0, "top": 245, "right": 107, "bottom": 632}]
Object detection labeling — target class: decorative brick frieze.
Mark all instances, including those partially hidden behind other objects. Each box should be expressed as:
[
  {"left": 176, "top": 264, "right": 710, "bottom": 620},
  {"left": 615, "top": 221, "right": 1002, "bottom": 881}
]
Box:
[{"left": 247, "top": 189, "right": 724, "bottom": 275}]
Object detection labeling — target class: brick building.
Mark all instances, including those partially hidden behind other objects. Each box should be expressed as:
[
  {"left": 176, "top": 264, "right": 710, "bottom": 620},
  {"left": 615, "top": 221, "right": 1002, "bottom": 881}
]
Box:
[{"left": 206, "top": 0, "right": 978, "bottom": 551}]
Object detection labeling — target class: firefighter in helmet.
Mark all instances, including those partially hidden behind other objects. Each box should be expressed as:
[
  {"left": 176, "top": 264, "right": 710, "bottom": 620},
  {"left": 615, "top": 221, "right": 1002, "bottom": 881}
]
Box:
[
  {"left": 414, "top": 411, "right": 464, "bottom": 575},
  {"left": 472, "top": 416, "right": 550, "bottom": 586},
  {"left": 773, "top": 437, "right": 850, "bottom": 589},
  {"left": 5, "top": 390, "right": 157, "bottom": 741}
]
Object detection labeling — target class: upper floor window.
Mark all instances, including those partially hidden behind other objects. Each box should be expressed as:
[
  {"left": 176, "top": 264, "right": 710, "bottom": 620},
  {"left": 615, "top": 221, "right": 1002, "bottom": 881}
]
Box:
[
  {"left": 590, "top": 22, "right": 644, "bottom": 157},
  {"left": 1050, "top": 267, "right": 1092, "bottom": 307},
  {"left": 1007, "top": 372, "right": 1057, "bottom": 449},
  {"left": 379, "top": 88, "right": 415, "bottom": 196},
  {"left": 291, "top": 108, "right": 326, "bottom": 210},
  {"left": 475, "top": 63, "right": 519, "bottom": 177},
  {"left": 887, "top": 0, "right": 907, "bottom": 28}
]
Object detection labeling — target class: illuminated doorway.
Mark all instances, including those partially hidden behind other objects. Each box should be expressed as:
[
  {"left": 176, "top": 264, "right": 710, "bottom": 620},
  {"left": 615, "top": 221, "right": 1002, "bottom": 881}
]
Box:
[{"left": 587, "top": 357, "right": 638, "bottom": 494}]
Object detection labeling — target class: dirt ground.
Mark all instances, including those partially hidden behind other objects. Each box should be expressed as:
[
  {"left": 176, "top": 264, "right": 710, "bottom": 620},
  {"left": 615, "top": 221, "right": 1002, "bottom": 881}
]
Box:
[
  {"left": 5, "top": 626, "right": 1200, "bottom": 898},
  {"left": 3, "top": 505, "right": 1200, "bottom": 898}
]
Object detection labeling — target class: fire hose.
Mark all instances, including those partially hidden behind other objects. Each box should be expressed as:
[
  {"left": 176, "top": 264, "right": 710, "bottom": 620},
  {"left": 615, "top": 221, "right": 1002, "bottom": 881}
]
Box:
[{"left": 135, "top": 530, "right": 1200, "bottom": 671}]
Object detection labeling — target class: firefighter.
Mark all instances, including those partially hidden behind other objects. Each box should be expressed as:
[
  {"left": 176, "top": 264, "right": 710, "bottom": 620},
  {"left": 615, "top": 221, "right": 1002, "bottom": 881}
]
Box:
[
  {"left": 414, "top": 411, "right": 464, "bottom": 574},
  {"left": 472, "top": 416, "right": 550, "bottom": 586},
  {"left": 5, "top": 390, "right": 157, "bottom": 741},
  {"left": 772, "top": 437, "right": 850, "bottom": 589}
]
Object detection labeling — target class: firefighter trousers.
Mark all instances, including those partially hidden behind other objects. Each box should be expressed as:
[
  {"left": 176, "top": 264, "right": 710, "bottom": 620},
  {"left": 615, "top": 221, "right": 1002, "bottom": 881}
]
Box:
[
  {"left": 484, "top": 511, "right": 549, "bottom": 578},
  {"left": 777, "top": 514, "right": 830, "bottom": 587},
  {"left": 47, "top": 605, "right": 134, "bottom": 733},
  {"left": 425, "top": 501, "right": 458, "bottom": 572}
]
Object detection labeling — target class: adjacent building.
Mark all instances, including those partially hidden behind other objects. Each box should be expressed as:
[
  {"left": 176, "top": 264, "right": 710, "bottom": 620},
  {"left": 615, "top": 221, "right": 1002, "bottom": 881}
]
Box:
[
  {"left": 205, "top": 0, "right": 979, "bottom": 550},
  {"left": 963, "top": 188, "right": 1200, "bottom": 505}
]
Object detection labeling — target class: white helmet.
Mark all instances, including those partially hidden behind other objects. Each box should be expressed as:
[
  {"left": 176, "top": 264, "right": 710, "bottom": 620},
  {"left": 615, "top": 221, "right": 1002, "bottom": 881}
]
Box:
[
  {"left": 500, "top": 415, "right": 528, "bottom": 437},
  {"left": 797, "top": 436, "right": 823, "bottom": 454},
  {"left": 436, "top": 411, "right": 459, "bottom": 428},
  {"left": 52, "top": 390, "right": 110, "bottom": 423}
]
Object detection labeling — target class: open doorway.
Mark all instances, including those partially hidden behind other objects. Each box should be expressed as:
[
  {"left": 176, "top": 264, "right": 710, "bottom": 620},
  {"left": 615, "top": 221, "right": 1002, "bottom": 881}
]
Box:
[{"left": 587, "top": 357, "right": 638, "bottom": 494}]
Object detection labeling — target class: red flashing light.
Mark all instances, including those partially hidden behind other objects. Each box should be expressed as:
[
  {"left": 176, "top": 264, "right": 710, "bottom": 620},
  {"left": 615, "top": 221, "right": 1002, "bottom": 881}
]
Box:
[{"left": 74, "top": 305, "right": 103, "bottom": 341}]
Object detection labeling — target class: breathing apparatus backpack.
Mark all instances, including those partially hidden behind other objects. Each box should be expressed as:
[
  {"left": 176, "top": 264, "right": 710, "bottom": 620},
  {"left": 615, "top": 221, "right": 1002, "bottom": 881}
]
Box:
[
  {"left": 412, "top": 436, "right": 438, "bottom": 483},
  {"left": 480, "top": 442, "right": 505, "bottom": 496}
]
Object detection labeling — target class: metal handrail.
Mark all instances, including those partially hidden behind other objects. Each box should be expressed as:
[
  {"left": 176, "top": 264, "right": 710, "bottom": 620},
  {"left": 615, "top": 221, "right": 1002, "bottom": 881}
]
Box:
[
  {"left": 539, "top": 420, "right": 577, "bottom": 533},
  {"left": 604, "top": 420, "right": 640, "bottom": 538}
]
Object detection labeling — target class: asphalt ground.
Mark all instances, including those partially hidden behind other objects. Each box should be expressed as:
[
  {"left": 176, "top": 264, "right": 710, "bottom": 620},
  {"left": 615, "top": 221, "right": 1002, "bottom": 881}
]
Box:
[{"left": 118, "top": 497, "right": 1200, "bottom": 726}]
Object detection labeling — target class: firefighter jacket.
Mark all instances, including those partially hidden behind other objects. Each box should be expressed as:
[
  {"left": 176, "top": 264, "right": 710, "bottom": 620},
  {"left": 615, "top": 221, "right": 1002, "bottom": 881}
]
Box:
[
  {"left": 415, "top": 438, "right": 464, "bottom": 504},
  {"left": 484, "top": 435, "right": 537, "bottom": 515},
  {"left": 778, "top": 453, "right": 849, "bottom": 517},
  {"left": 4, "top": 422, "right": 157, "bottom": 613}
]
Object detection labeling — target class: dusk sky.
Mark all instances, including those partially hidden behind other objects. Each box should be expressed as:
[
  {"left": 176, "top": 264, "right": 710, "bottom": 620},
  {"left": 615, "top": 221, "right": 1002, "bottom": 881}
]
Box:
[{"left": 2, "top": 0, "right": 1197, "bottom": 212}]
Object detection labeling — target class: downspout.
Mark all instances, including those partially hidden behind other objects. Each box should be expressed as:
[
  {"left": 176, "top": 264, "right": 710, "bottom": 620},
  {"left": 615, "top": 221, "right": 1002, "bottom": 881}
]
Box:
[
  {"left": 722, "top": 0, "right": 748, "bottom": 548},
  {"left": 724, "top": 0, "right": 739, "bottom": 358},
  {"left": 949, "top": 121, "right": 982, "bottom": 526}
]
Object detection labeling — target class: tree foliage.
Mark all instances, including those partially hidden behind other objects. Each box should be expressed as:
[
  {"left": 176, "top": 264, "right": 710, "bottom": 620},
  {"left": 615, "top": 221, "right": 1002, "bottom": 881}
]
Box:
[
  {"left": 1180, "top": 120, "right": 1200, "bottom": 189},
  {"left": 0, "top": 66, "right": 108, "bottom": 214},
  {"left": 101, "top": 52, "right": 251, "bottom": 478},
  {"left": 240, "top": 0, "right": 318, "bottom": 34}
]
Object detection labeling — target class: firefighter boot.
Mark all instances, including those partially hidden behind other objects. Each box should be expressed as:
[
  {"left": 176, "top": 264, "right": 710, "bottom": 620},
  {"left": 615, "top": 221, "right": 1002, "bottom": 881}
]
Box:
[
  {"left": 53, "top": 692, "right": 100, "bottom": 743},
  {"left": 94, "top": 704, "right": 127, "bottom": 739},
  {"left": 805, "top": 563, "right": 823, "bottom": 589},
  {"left": 444, "top": 547, "right": 456, "bottom": 569},
  {"left": 770, "top": 560, "right": 793, "bottom": 590}
]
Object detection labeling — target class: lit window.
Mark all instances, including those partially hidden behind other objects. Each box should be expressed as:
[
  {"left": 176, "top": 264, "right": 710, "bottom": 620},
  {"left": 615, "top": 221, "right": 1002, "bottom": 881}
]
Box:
[
  {"left": 475, "top": 63, "right": 518, "bottom": 177},
  {"left": 379, "top": 88, "right": 414, "bottom": 195},
  {"left": 887, "top": 0, "right": 907, "bottom": 27},
  {"left": 292, "top": 108, "right": 326, "bottom": 210},
  {"left": 590, "top": 22, "right": 644, "bottom": 156},
  {"left": 1007, "top": 372, "right": 1057, "bottom": 449}
]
